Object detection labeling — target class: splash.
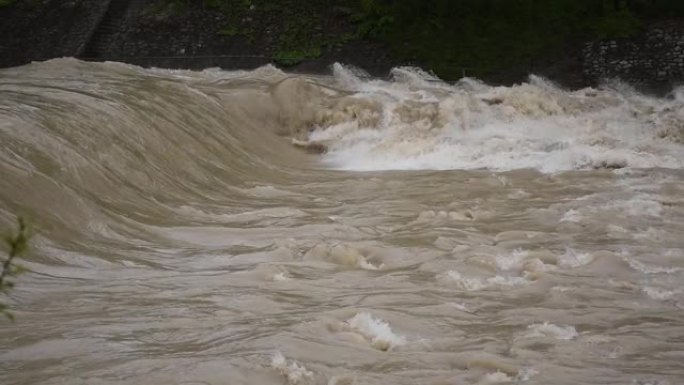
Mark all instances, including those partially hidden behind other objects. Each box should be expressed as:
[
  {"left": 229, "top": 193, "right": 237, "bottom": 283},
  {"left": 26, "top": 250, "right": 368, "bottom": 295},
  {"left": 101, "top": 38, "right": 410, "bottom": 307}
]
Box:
[
  {"left": 442, "top": 270, "right": 529, "bottom": 291},
  {"left": 345, "top": 312, "right": 406, "bottom": 351},
  {"left": 304, "top": 64, "right": 684, "bottom": 172},
  {"left": 271, "top": 351, "right": 314, "bottom": 384},
  {"left": 524, "top": 322, "right": 579, "bottom": 340}
]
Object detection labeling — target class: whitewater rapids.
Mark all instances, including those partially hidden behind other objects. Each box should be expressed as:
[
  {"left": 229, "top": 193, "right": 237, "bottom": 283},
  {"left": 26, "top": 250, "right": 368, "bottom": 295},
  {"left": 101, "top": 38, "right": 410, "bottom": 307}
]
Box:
[{"left": 0, "top": 59, "right": 683, "bottom": 385}]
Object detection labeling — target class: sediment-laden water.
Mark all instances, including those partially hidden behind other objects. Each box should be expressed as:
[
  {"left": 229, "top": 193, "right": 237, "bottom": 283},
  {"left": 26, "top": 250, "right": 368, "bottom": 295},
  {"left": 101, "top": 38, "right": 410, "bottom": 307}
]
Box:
[{"left": 1, "top": 59, "right": 683, "bottom": 385}]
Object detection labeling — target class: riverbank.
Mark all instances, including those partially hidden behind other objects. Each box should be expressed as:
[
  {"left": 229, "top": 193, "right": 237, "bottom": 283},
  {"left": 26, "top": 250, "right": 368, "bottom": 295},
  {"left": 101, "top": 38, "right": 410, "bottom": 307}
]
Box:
[{"left": 1, "top": 0, "right": 683, "bottom": 91}]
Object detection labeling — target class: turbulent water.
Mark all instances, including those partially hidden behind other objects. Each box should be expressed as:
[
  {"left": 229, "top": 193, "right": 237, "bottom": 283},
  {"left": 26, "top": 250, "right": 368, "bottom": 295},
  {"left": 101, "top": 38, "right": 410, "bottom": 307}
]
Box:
[{"left": 1, "top": 58, "right": 684, "bottom": 385}]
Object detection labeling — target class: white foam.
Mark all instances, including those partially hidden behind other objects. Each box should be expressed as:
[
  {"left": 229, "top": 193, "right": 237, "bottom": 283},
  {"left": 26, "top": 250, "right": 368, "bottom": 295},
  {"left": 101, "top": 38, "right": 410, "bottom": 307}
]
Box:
[
  {"left": 312, "top": 70, "right": 684, "bottom": 172},
  {"left": 332, "top": 63, "right": 370, "bottom": 89},
  {"left": 516, "top": 367, "right": 539, "bottom": 382},
  {"left": 304, "top": 244, "right": 384, "bottom": 270},
  {"left": 643, "top": 287, "right": 678, "bottom": 300},
  {"left": 625, "top": 258, "right": 681, "bottom": 274},
  {"left": 525, "top": 322, "right": 579, "bottom": 340},
  {"left": 271, "top": 351, "right": 314, "bottom": 384},
  {"left": 482, "top": 371, "right": 513, "bottom": 383},
  {"left": 272, "top": 272, "right": 292, "bottom": 281},
  {"left": 444, "top": 270, "right": 528, "bottom": 291},
  {"left": 633, "top": 227, "right": 669, "bottom": 241},
  {"left": 495, "top": 249, "right": 529, "bottom": 271},
  {"left": 345, "top": 312, "right": 406, "bottom": 351},
  {"left": 560, "top": 209, "right": 583, "bottom": 223},
  {"left": 607, "top": 224, "right": 630, "bottom": 236},
  {"left": 558, "top": 249, "right": 594, "bottom": 268},
  {"left": 449, "top": 302, "right": 471, "bottom": 312},
  {"left": 551, "top": 286, "right": 573, "bottom": 292},
  {"left": 602, "top": 196, "right": 664, "bottom": 217},
  {"left": 357, "top": 257, "right": 383, "bottom": 270}
]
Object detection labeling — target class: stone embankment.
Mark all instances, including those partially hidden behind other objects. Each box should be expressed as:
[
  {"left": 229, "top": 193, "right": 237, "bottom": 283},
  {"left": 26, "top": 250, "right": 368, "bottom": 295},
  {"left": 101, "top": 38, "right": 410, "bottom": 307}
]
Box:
[
  {"left": 583, "top": 21, "right": 684, "bottom": 91},
  {"left": 1, "top": 1, "right": 682, "bottom": 91},
  {"left": 0, "top": 0, "right": 111, "bottom": 68}
]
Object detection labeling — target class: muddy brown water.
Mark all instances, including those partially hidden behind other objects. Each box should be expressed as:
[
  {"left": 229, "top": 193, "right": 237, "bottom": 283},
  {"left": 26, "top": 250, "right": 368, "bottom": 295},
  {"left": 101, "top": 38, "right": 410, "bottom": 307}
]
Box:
[{"left": 1, "top": 59, "right": 683, "bottom": 385}]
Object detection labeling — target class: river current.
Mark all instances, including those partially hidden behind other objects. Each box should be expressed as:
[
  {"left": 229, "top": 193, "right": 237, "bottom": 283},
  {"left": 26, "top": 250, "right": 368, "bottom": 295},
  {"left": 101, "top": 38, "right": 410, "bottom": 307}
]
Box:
[{"left": 1, "top": 59, "right": 683, "bottom": 385}]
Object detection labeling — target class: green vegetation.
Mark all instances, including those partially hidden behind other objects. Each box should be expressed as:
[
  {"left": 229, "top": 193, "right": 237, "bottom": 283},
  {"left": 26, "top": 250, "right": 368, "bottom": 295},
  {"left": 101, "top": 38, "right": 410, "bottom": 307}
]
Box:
[
  {"left": 272, "top": 9, "right": 326, "bottom": 66},
  {"left": 157, "top": 0, "right": 684, "bottom": 78},
  {"left": 346, "top": 0, "right": 684, "bottom": 79},
  {"left": 274, "top": 47, "right": 321, "bottom": 67},
  {"left": 157, "top": 0, "right": 349, "bottom": 65},
  {"left": 1, "top": 217, "right": 31, "bottom": 321},
  {"left": 0, "top": 0, "right": 16, "bottom": 8}
]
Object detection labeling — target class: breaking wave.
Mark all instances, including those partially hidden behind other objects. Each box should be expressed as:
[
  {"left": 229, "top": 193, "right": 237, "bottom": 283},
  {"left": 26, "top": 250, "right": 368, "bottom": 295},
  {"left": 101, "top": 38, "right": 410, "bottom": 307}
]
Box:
[
  {"left": 2, "top": 57, "right": 683, "bottom": 256},
  {"left": 309, "top": 65, "right": 684, "bottom": 172}
]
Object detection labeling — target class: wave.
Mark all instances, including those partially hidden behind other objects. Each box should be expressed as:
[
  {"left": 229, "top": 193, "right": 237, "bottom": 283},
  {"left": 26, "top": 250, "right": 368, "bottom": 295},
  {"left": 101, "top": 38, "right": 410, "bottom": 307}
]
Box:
[
  {"left": 1, "top": 59, "right": 683, "bottom": 385},
  {"left": 306, "top": 64, "right": 684, "bottom": 172},
  {"left": 0, "top": 59, "right": 313, "bottom": 248},
  {"left": 2, "top": 58, "right": 683, "bottom": 249}
]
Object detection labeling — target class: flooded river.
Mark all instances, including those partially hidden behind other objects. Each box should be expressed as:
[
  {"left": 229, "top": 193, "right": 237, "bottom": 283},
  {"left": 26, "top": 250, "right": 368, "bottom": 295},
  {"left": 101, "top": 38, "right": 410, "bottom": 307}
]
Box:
[{"left": 1, "top": 59, "right": 683, "bottom": 384}]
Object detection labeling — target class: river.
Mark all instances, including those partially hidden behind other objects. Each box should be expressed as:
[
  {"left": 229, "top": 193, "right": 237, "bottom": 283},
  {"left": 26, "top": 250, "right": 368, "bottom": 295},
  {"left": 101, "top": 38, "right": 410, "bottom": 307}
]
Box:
[{"left": 1, "top": 59, "right": 683, "bottom": 385}]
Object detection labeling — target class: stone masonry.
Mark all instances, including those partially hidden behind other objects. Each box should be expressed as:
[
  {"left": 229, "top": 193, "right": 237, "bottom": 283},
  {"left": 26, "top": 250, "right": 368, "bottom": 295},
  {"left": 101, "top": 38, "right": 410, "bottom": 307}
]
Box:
[{"left": 583, "top": 21, "right": 684, "bottom": 91}]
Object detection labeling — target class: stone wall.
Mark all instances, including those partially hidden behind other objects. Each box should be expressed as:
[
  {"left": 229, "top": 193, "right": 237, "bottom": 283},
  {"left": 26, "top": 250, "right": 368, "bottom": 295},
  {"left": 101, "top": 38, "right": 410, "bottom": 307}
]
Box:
[
  {"left": 0, "top": 0, "right": 110, "bottom": 68},
  {"left": 98, "top": 0, "right": 392, "bottom": 75},
  {"left": 107, "top": 0, "right": 253, "bottom": 58},
  {"left": 2, "top": 1, "right": 683, "bottom": 92},
  {"left": 0, "top": 0, "right": 393, "bottom": 75},
  {"left": 583, "top": 22, "right": 684, "bottom": 91}
]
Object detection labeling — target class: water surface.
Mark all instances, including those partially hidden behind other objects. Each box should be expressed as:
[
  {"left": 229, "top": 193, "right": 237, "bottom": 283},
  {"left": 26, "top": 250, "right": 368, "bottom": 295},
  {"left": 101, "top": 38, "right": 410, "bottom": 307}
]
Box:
[{"left": 1, "top": 59, "right": 683, "bottom": 385}]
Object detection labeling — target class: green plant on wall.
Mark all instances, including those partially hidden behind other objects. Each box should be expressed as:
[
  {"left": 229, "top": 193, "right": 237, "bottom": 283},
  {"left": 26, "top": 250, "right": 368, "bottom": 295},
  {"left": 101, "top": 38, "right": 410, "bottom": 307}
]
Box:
[
  {"left": 595, "top": 6, "right": 642, "bottom": 38},
  {"left": 274, "top": 47, "right": 321, "bottom": 66},
  {"left": 274, "top": 13, "right": 325, "bottom": 66},
  {"left": 1, "top": 217, "right": 31, "bottom": 321}
]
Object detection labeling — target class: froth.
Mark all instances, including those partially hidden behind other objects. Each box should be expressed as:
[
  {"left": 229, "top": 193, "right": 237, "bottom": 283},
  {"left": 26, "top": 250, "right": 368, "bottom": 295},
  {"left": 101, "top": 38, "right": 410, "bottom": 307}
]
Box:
[
  {"left": 345, "top": 312, "right": 406, "bottom": 351},
  {"left": 482, "top": 371, "right": 514, "bottom": 384},
  {"left": 305, "top": 65, "right": 684, "bottom": 172},
  {"left": 443, "top": 270, "right": 529, "bottom": 291},
  {"left": 560, "top": 209, "right": 583, "bottom": 223},
  {"left": 643, "top": 287, "right": 678, "bottom": 301},
  {"left": 304, "top": 244, "right": 384, "bottom": 270},
  {"left": 271, "top": 351, "right": 314, "bottom": 384},
  {"left": 558, "top": 249, "right": 594, "bottom": 268},
  {"left": 625, "top": 257, "right": 682, "bottom": 275},
  {"left": 524, "top": 322, "right": 579, "bottom": 340}
]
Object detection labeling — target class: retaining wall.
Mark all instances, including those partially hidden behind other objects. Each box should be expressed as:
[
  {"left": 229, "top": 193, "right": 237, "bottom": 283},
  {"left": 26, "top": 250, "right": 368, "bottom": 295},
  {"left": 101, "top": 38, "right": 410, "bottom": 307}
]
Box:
[
  {"left": 583, "top": 22, "right": 684, "bottom": 91},
  {"left": 0, "top": 0, "right": 110, "bottom": 68}
]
